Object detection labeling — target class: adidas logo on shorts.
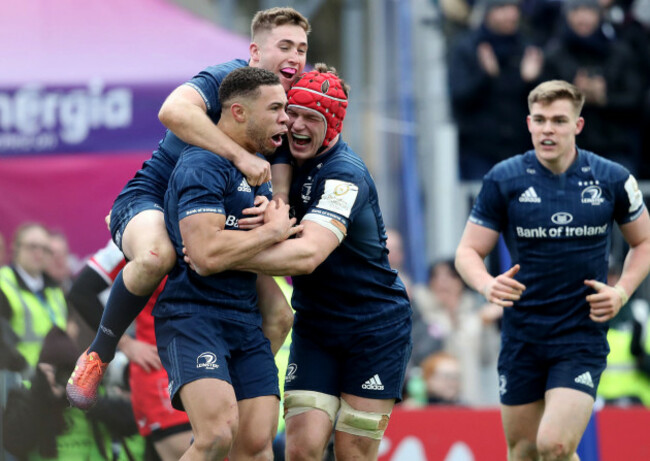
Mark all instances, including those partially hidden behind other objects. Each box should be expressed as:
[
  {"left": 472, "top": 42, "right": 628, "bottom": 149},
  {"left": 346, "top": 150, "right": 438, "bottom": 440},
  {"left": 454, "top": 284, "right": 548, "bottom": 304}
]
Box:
[
  {"left": 574, "top": 371, "right": 594, "bottom": 388},
  {"left": 362, "top": 374, "right": 384, "bottom": 391}
]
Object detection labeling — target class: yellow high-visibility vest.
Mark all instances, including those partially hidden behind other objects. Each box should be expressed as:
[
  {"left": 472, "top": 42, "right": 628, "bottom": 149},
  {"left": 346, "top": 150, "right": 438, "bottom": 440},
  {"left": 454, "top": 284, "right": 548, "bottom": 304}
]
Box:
[{"left": 0, "top": 266, "right": 67, "bottom": 369}]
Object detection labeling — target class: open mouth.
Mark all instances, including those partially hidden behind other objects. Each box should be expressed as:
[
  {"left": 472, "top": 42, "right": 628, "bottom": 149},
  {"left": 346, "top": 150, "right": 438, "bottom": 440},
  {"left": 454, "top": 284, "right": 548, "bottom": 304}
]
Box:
[
  {"left": 541, "top": 139, "right": 555, "bottom": 146},
  {"left": 270, "top": 130, "right": 287, "bottom": 147},
  {"left": 291, "top": 132, "right": 311, "bottom": 146},
  {"left": 280, "top": 67, "right": 297, "bottom": 79}
]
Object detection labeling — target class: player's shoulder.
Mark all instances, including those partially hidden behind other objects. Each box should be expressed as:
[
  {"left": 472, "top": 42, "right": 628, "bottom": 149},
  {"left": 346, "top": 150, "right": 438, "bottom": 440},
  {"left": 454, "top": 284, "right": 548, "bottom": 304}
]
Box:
[
  {"left": 578, "top": 148, "right": 630, "bottom": 183},
  {"left": 178, "top": 146, "right": 234, "bottom": 173},
  {"left": 485, "top": 150, "right": 534, "bottom": 182},
  {"left": 200, "top": 59, "right": 248, "bottom": 80},
  {"left": 322, "top": 140, "right": 367, "bottom": 180}
]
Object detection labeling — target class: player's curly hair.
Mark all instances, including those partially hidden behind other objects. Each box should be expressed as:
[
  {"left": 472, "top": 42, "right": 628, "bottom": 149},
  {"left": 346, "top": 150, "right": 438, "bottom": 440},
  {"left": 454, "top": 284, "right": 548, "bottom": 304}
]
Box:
[
  {"left": 251, "top": 7, "right": 311, "bottom": 39},
  {"left": 218, "top": 67, "right": 281, "bottom": 108}
]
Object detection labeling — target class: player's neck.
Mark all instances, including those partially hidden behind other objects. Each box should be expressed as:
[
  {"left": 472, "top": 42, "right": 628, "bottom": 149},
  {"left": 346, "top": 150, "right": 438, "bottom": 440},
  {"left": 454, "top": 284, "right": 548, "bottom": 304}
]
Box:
[{"left": 537, "top": 146, "right": 577, "bottom": 175}]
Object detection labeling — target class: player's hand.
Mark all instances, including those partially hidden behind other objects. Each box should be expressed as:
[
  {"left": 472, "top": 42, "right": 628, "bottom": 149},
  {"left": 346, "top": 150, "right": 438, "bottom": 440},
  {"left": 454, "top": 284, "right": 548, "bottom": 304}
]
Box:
[
  {"left": 234, "top": 153, "right": 271, "bottom": 186},
  {"left": 482, "top": 264, "right": 526, "bottom": 307},
  {"left": 183, "top": 246, "right": 207, "bottom": 276},
  {"left": 584, "top": 280, "right": 626, "bottom": 323},
  {"left": 239, "top": 195, "right": 270, "bottom": 229},
  {"left": 264, "top": 198, "right": 302, "bottom": 241},
  {"left": 477, "top": 42, "right": 499, "bottom": 77},
  {"left": 118, "top": 336, "right": 162, "bottom": 373}
]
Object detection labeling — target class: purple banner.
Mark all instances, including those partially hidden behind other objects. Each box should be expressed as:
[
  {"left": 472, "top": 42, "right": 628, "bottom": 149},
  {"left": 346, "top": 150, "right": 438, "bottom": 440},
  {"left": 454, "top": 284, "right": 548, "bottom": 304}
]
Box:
[{"left": 0, "top": 81, "right": 176, "bottom": 155}]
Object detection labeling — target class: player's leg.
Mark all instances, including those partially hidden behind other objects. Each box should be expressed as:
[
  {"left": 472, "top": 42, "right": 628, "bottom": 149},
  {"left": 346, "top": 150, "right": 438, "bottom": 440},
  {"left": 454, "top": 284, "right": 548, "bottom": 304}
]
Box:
[
  {"left": 283, "top": 325, "right": 340, "bottom": 461},
  {"left": 256, "top": 274, "right": 293, "bottom": 355},
  {"left": 536, "top": 388, "right": 592, "bottom": 461},
  {"left": 180, "top": 378, "right": 238, "bottom": 460},
  {"left": 230, "top": 395, "right": 279, "bottom": 459},
  {"left": 334, "top": 394, "right": 394, "bottom": 461},
  {"left": 501, "top": 401, "right": 545, "bottom": 461},
  {"left": 67, "top": 209, "right": 175, "bottom": 409},
  {"left": 90, "top": 209, "right": 175, "bottom": 358}
]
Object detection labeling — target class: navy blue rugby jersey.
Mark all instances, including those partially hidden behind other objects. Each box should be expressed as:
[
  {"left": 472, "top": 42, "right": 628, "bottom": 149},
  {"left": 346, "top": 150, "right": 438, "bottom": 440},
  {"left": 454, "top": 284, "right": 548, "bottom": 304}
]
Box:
[
  {"left": 154, "top": 147, "right": 272, "bottom": 324},
  {"left": 470, "top": 149, "right": 645, "bottom": 344},
  {"left": 289, "top": 139, "right": 412, "bottom": 333},
  {"left": 119, "top": 59, "right": 248, "bottom": 197}
]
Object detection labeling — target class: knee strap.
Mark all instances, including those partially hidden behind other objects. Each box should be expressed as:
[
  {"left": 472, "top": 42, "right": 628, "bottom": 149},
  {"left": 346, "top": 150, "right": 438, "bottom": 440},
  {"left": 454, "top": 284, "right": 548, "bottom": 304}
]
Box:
[
  {"left": 334, "top": 399, "right": 391, "bottom": 440},
  {"left": 283, "top": 390, "right": 340, "bottom": 424}
]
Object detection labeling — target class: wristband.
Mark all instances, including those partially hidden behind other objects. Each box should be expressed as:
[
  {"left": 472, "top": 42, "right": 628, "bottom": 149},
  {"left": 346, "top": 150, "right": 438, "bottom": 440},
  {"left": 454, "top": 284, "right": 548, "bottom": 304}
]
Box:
[{"left": 614, "top": 284, "right": 629, "bottom": 306}]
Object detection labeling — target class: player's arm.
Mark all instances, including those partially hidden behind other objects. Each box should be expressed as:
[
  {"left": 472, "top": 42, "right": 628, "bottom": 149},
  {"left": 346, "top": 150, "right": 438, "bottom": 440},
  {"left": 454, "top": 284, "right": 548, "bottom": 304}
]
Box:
[
  {"left": 68, "top": 265, "right": 110, "bottom": 330},
  {"left": 271, "top": 163, "right": 292, "bottom": 203},
  {"left": 586, "top": 209, "right": 650, "bottom": 322},
  {"left": 181, "top": 199, "right": 299, "bottom": 275},
  {"left": 159, "top": 84, "right": 270, "bottom": 186},
  {"left": 230, "top": 220, "right": 340, "bottom": 276},
  {"left": 455, "top": 222, "right": 525, "bottom": 306}
]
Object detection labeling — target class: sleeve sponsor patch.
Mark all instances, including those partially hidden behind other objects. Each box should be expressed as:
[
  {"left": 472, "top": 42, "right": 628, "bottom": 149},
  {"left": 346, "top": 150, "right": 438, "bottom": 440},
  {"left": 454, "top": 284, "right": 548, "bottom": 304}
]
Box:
[
  {"left": 624, "top": 175, "right": 643, "bottom": 213},
  {"left": 315, "top": 179, "right": 358, "bottom": 218}
]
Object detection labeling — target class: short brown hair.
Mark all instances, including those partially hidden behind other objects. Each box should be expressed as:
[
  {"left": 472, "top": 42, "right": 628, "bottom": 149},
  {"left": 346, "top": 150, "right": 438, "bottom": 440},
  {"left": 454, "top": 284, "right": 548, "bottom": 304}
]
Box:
[
  {"left": 251, "top": 7, "right": 311, "bottom": 39},
  {"left": 527, "top": 80, "right": 585, "bottom": 116}
]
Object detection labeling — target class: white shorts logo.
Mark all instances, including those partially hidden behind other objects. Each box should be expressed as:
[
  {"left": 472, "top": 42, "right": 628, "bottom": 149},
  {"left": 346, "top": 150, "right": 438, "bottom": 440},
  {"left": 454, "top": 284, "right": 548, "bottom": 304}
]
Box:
[{"left": 197, "top": 352, "right": 219, "bottom": 370}]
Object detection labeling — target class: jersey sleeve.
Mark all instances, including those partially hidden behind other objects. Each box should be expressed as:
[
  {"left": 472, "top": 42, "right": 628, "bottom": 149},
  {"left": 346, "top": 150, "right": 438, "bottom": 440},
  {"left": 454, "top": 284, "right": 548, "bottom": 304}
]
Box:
[
  {"left": 175, "top": 153, "right": 229, "bottom": 220},
  {"left": 302, "top": 168, "right": 368, "bottom": 242},
  {"left": 468, "top": 174, "right": 508, "bottom": 231},
  {"left": 613, "top": 172, "right": 645, "bottom": 225},
  {"left": 184, "top": 69, "right": 224, "bottom": 120}
]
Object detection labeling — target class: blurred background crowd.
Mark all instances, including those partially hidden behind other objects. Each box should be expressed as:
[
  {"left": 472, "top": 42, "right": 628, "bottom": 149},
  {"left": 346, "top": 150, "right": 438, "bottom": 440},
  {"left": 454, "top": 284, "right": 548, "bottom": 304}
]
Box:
[{"left": 1, "top": 0, "right": 649, "bottom": 459}]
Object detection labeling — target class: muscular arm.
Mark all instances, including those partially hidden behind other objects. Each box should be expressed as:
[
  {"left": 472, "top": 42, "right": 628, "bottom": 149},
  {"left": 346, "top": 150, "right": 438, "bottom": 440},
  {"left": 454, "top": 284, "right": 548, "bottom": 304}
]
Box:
[
  {"left": 617, "top": 209, "right": 650, "bottom": 298},
  {"left": 271, "top": 163, "right": 292, "bottom": 203},
  {"left": 159, "top": 85, "right": 270, "bottom": 185},
  {"left": 182, "top": 200, "right": 297, "bottom": 275},
  {"left": 231, "top": 221, "right": 340, "bottom": 276},
  {"left": 455, "top": 222, "right": 525, "bottom": 306}
]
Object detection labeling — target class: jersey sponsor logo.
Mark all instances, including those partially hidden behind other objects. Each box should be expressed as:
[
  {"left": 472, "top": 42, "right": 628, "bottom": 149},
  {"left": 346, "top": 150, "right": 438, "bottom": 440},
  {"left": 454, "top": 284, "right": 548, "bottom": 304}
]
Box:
[
  {"left": 197, "top": 352, "right": 219, "bottom": 370},
  {"left": 516, "top": 223, "right": 608, "bottom": 238},
  {"left": 225, "top": 215, "right": 239, "bottom": 228},
  {"left": 574, "top": 371, "right": 594, "bottom": 388},
  {"left": 184, "top": 207, "right": 220, "bottom": 217},
  {"left": 518, "top": 187, "right": 541, "bottom": 203},
  {"left": 581, "top": 185, "right": 604, "bottom": 206},
  {"left": 285, "top": 363, "right": 297, "bottom": 383},
  {"left": 551, "top": 212, "right": 573, "bottom": 225},
  {"left": 316, "top": 179, "right": 358, "bottom": 218},
  {"left": 362, "top": 374, "right": 385, "bottom": 391}
]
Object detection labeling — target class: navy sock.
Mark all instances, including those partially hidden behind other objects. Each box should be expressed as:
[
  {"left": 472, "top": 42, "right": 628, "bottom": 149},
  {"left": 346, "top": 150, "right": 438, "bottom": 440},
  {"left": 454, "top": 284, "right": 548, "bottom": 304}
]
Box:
[{"left": 89, "top": 270, "right": 152, "bottom": 362}]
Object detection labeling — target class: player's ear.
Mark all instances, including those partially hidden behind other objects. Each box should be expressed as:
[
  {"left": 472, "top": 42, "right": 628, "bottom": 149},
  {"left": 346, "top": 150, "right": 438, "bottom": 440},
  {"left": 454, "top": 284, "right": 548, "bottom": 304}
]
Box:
[
  {"left": 230, "top": 103, "right": 247, "bottom": 123},
  {"left": 250, "top": 42, "right": 260, "bottom": 64},
  {"left": 575, "top": 116, "right": 585, "bottom": 135},
  {"left": 526, "top": 114, "right": 533, "bottom": 133}
]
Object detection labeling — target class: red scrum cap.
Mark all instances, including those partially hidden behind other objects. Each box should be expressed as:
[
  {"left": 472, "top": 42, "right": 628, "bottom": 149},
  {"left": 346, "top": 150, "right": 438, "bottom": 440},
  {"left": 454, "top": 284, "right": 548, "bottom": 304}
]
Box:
[{"left": 287, "top": 69, "right": 348, "bottom": 147}]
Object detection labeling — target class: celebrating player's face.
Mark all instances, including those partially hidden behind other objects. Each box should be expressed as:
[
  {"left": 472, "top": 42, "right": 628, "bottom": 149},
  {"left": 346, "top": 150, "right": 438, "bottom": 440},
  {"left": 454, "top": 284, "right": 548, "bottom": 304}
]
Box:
[
  {"left": 245, "top": 84, "right": 289, "bottom": 156},
  {"left": 286, "top": 106, "right": 326, "bottom": 163},
  {"left": 253, "top": 25, "right": 308, "bottom": 92},
  {"left": 527, "top": 99, "right": 584, "bottom": 172}
]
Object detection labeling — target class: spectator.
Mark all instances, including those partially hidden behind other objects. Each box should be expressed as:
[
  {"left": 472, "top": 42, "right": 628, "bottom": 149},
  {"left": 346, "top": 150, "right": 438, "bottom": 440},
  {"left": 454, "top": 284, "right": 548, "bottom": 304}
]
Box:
[
  {"left": 411, "top": 260, "right": 501, "bottom": 405},
  {"left": 3, "top": 326, "right": 141, "bottom": 460},
  {"left": 542, "top": 0, "right": 645, "bottom": 175},
  {"left": 45, "top": 231, "right": 74, "bottom": 293},
  {"left": 449, "top": 0, "right": 543, "bottom": 179},
  {"left": 421, "top": 351, "right": 464, "bottom": 405},
  {"left": 0, "top": 223, "right": 67, "bottom": 375}
]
